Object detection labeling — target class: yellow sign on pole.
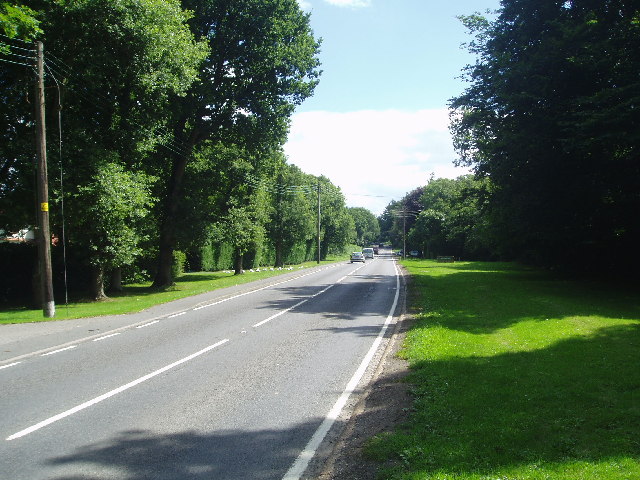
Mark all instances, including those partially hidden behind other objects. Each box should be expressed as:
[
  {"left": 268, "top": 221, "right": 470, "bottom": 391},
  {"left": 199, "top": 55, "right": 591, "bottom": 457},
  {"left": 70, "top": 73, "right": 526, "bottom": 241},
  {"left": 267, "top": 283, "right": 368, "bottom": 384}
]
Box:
[{"left": 41, "top": 202, "right": 49, "bottom": 212}]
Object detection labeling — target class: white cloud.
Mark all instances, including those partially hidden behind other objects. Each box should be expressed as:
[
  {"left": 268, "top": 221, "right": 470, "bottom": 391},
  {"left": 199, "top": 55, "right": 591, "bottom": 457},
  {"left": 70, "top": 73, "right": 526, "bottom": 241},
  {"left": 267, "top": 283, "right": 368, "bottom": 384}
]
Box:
[
  {"left": 284, "top": 109, "right": 470, "bottom": 215},
  {"left": 324, "top": 0, "right": 372, "bottom": 7}
]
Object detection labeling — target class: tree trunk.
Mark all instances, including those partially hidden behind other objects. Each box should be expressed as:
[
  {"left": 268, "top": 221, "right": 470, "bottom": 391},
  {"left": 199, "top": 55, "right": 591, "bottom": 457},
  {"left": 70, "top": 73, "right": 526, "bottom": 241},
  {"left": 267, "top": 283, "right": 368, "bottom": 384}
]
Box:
[
  {"left": 91, "top": 265, "right": 107, "bottom": 301},
  {"left": 274, "top": 239, "right": 284, "bottom": 268},
  {"left": 234, "top": 250, "right": 244, "bottom": 275},
  {"left": 152, "top": 145, "right": 192, "bottom": 289},
  {"left": 153, "top": 226, "right": 175, "bottom": 289},
  {"left": 110, "top": 267, "right": 122, "bottom": 292}
]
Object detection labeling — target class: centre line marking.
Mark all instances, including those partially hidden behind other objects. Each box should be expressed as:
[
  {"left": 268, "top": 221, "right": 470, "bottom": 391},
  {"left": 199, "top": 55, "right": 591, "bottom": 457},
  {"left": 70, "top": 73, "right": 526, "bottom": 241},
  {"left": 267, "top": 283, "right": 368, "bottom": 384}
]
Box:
[
  {"left": 93, "top": 333, "right": 121, "bottom": 342},
  {"left": 41, "top": 346, "right": 77, "bottom": 356},
  {"left": 193, "top": 267, "right": 332, "bottom": 311},
  {"left": 252, "top": 284, "right": 335, "bottom": 328},
  {"left": 0, "top": 362, "right": 21, "bottom": 370},
  {"left": 136, "top": 320, "right": 159, "bottom": 329},
  {"left": 6, "top": 339, "right": 230, "bottom": 441},
  {"left": 168, "top": 312, "right": 186, "bottom": 318}
]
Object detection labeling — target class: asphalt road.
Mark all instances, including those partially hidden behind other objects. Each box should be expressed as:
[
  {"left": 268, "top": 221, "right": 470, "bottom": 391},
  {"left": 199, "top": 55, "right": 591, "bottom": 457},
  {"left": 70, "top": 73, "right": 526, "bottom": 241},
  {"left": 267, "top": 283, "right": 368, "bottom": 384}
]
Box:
[{"left": 0, "top": 254, "right": 401, "bottom": 480}]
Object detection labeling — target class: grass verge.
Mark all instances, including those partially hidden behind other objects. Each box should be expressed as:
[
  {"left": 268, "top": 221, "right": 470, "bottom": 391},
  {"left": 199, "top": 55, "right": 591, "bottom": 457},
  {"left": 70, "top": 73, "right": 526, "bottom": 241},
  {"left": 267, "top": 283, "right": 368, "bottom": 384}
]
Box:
[
  {"left": 0, "top": 258, "right": 343, "bottom": 324},
  {"left": 366, "top": 260, "right": 640, "bottom": 480}
]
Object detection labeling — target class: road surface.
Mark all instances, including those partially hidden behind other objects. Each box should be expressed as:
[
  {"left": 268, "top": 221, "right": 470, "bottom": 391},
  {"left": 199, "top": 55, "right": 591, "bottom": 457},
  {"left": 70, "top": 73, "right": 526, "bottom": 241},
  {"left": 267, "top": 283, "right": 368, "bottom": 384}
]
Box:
[{"left": 0, "top": 254, "right": 401, "bottom": 479}]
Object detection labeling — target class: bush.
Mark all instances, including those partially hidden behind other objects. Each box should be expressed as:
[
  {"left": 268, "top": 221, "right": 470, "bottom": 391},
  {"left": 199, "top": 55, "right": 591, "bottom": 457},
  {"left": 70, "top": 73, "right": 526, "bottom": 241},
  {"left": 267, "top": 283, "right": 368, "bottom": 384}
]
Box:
[{"left": 171, "top": 250, "right": 187, "bottom": 279}]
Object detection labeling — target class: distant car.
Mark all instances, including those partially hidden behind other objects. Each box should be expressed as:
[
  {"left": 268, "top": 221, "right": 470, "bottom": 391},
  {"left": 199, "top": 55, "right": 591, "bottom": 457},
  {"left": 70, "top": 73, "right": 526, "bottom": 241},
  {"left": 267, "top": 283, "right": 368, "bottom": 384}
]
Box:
[
  {"left": 409, "top": 250, "right": 420, "bottom": 257},
  {"left": 350, "top": 251, "right": 365, "bottom": 263},
  {"left": 362, "top": 247, "right": 374, "bottom": 259}
]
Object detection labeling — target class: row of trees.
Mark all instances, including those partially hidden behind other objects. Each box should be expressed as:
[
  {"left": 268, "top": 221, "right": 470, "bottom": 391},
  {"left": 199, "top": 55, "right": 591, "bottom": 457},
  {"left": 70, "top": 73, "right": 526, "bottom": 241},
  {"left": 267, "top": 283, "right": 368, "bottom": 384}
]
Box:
[
  {"left": 378, "top": 175, "right": 493, "bottom": 261},
  {"left": 0, "top": 0, "right": 362, "bottom": 302},
  {"left": 382, "top": 0, "right": 640, "bottom": 275},
  {"left": 449, "top": 0, "right": 640, "bottom": 273}
]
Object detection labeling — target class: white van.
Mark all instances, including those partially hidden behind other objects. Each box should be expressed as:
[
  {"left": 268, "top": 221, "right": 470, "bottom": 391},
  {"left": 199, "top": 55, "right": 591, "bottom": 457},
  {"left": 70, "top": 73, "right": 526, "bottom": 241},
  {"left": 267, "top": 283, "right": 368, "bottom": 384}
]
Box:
[{"left": 362, "top": 247, "right": 374, "bottom": 259}]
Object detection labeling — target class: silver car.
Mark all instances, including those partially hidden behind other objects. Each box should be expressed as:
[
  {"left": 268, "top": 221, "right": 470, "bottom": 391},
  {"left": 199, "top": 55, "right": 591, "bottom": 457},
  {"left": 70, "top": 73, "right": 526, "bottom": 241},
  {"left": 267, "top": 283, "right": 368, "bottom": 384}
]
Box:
[{"left": 350, "top": 252, "right": 365, "bottom": 263}]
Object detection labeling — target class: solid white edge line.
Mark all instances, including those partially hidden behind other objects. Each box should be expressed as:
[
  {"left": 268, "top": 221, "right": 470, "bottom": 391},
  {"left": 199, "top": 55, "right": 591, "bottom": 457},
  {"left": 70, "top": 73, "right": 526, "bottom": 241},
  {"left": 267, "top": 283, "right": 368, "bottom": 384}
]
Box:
[
  {"left": 6, "top": 339, "right": 230, "bottom": 441},
  {"left": 0, "top": 362, "right": 21, "bottom": 370},
  {"left": 282, "top": 261, "right": 400, "bottom": 480},
  {"left": 41, "top": 345, "right": 77, "bottom": 356}
]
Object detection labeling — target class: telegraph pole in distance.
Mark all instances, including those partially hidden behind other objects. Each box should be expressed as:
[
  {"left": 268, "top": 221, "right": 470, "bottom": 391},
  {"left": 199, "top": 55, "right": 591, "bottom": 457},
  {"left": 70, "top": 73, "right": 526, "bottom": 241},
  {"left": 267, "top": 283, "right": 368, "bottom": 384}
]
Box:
[
  {"left": 34, "top": 41, "right": 55, "bottom": 317},
  {"left": 403, "top": 205, "right": 407, "bottom": 259},
  {"left": 317, "top": 179, "right": 321, "bottom": 264}
]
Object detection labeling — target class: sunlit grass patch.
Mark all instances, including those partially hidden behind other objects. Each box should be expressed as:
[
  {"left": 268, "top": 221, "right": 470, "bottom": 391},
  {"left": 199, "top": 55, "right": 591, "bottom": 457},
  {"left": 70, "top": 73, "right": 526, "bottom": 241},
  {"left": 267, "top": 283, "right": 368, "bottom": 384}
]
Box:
[
  {"left": 0, "top": 258, "right": 343, "bottom": 324},
  {"left": 367, "top": 260, "right": 640, "bottom": 480}
]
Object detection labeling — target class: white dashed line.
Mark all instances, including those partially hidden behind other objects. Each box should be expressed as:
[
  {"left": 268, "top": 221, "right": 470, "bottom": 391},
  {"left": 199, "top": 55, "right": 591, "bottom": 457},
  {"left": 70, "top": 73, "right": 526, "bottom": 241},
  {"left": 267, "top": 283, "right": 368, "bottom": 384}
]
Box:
[
  {"left": 93, "top": 333, "right": 121, "bottom": 342},
  {"left": 0, "top": 362, "right": 21, "bottom": 370},
  {"left": 136, "top": 320, "right": 159, "bottom": 329},
  {"left": 41, "top": 346, "right": 77, "bottom": 356},
  {"left": 7, "top": 339, "right": 230, "bottom": 441}
]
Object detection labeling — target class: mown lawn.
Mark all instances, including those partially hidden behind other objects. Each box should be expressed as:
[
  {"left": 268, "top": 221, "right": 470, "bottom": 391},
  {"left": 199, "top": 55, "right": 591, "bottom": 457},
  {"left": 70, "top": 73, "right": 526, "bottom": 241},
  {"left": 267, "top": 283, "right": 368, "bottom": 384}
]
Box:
[
  {"left": 366, "top": 260, "right": 640, "bottom": 480},
  {"left": 0, "top": 258, "right": 343, "bottom": 324}
]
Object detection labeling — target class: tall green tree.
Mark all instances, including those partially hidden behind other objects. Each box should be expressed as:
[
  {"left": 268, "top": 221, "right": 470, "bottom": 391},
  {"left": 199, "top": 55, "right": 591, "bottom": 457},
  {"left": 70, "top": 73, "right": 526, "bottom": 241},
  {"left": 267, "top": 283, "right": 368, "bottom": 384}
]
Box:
[
  {"left": 348, "top": 207, "right": 380, "bottom": 247},
  {"left": 0, "top": 2, "right": 41, "bottom": 41},
  {"left": 0, "top": 2, "right": 43, "bottom": 233},
  {"left": 408, "top": 175, "right": 492, "bottom": 259},
  {"left": 450, "top": 1, "right": 640, "bottom": 272},
  {"left": 152, "top": 0, "right": 321, "bottom": 287},
  {"left": 0, "top": 0, "right": 206, "bottom": 287},
  {"left": 318, "top": 177, "right": 354, "bottom": 260},
  {"left": 70, "top": 159, "right": 155, "bottom": 299},
  {"left": 379, "top": 187, "right": 424, "bottom": 251},
  {"left": 267, "top": 163, "right": 316, "bottom": 267}
]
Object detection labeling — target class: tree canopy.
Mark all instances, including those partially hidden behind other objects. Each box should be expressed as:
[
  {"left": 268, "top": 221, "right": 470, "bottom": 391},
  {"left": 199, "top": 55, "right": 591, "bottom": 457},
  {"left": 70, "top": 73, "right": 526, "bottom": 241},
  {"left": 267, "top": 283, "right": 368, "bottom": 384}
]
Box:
[
  {"left": 0, "top": 0, "right": 350, "bottom": 306},
  {"left": 348, "top": 207, "right": 380, "bottom": 248},
  {"left": 450, "top": 0, "right": 640, "bottom": 273}
]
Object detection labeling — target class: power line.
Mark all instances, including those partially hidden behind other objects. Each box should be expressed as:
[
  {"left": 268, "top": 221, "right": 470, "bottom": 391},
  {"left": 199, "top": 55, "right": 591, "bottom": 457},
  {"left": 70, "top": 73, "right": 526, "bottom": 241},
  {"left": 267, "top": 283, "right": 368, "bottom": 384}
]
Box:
[
  {"left": 43, "top": 52, "right": 193, "bottom": 158},
  {"left": 0, "top": 56, "right": 33, "bottom": 68},
  {"left": 0, "top": 33, "right": 34, "bottom": 44}
]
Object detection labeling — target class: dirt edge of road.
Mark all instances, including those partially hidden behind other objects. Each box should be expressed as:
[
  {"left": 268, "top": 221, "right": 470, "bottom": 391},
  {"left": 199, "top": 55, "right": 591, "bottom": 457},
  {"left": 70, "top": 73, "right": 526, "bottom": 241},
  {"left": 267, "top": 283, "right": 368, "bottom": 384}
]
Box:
[{"left": 309, "top": 265, "right": 415, "bottom": 480}]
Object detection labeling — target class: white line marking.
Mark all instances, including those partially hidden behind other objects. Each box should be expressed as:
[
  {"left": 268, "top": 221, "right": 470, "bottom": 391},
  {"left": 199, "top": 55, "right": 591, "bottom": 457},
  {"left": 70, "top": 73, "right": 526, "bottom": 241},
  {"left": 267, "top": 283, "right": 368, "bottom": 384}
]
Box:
[
  {"left": 93, "top": 333, "right": 121, "bottom": 342},
  {"left": 168, "top": 312, "right": 186, "bottom": 318},
  {"left": 252, "top": 284, "right": 335, "bottom": 328},
  {"left": 252, "top": 300, "right": 307, "bottom": 328},
  {"left": 6, "top": 339, "right": 230, "bottom": 441},
  {"left": 282, "top": 262, "right": 401, "bottom": 480},
  {"left": 136, "top": 320, "right": 159, "bottom": 329},
  {"left": 193, "top": 267, "right": 331, "bottom": 311},
  {"left": 0, "top": 362, "right": 21, "bottom": 370},
  {"left": 41, "top": 346, "right": 77, "bottom": 356}
]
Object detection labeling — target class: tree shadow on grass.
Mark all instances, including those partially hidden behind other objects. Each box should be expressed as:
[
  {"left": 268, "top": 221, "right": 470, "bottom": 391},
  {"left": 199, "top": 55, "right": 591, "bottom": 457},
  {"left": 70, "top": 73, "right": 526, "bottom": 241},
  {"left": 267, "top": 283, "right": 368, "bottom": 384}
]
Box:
[{"left": 372, "top": 323, "right": 640, "bottom": 478}]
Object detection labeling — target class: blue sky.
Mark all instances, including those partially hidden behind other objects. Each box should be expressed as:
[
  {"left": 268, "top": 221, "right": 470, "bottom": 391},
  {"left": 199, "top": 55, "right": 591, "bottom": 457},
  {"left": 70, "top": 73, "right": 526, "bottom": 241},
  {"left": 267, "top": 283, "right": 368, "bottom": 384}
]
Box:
[{"left": 284, "top": 0, "right": 500, "bottom": 215}]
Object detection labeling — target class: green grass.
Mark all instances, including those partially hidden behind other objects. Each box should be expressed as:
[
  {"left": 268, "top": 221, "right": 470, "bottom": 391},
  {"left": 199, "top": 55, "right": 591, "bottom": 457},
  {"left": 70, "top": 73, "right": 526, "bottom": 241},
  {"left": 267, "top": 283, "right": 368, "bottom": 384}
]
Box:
[
  {"left": 0, "top": 258, "right": 343, "bottom": 324},
  {"left": 366, "top": 260, "right": 640, "bottom": 480}
]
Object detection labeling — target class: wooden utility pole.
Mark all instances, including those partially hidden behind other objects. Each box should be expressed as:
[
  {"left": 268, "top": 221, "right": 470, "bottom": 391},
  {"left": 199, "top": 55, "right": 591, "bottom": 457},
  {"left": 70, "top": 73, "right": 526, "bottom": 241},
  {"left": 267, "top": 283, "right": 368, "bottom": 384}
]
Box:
[
  {"left": 317, "top": 180, "right": 321, "bottom": 264},
  {"left": 403, "top": 205, "right": 407, "bottom": 259},
  {"left": 34, "top": 41, "right": 55, "bottom": 317}
]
